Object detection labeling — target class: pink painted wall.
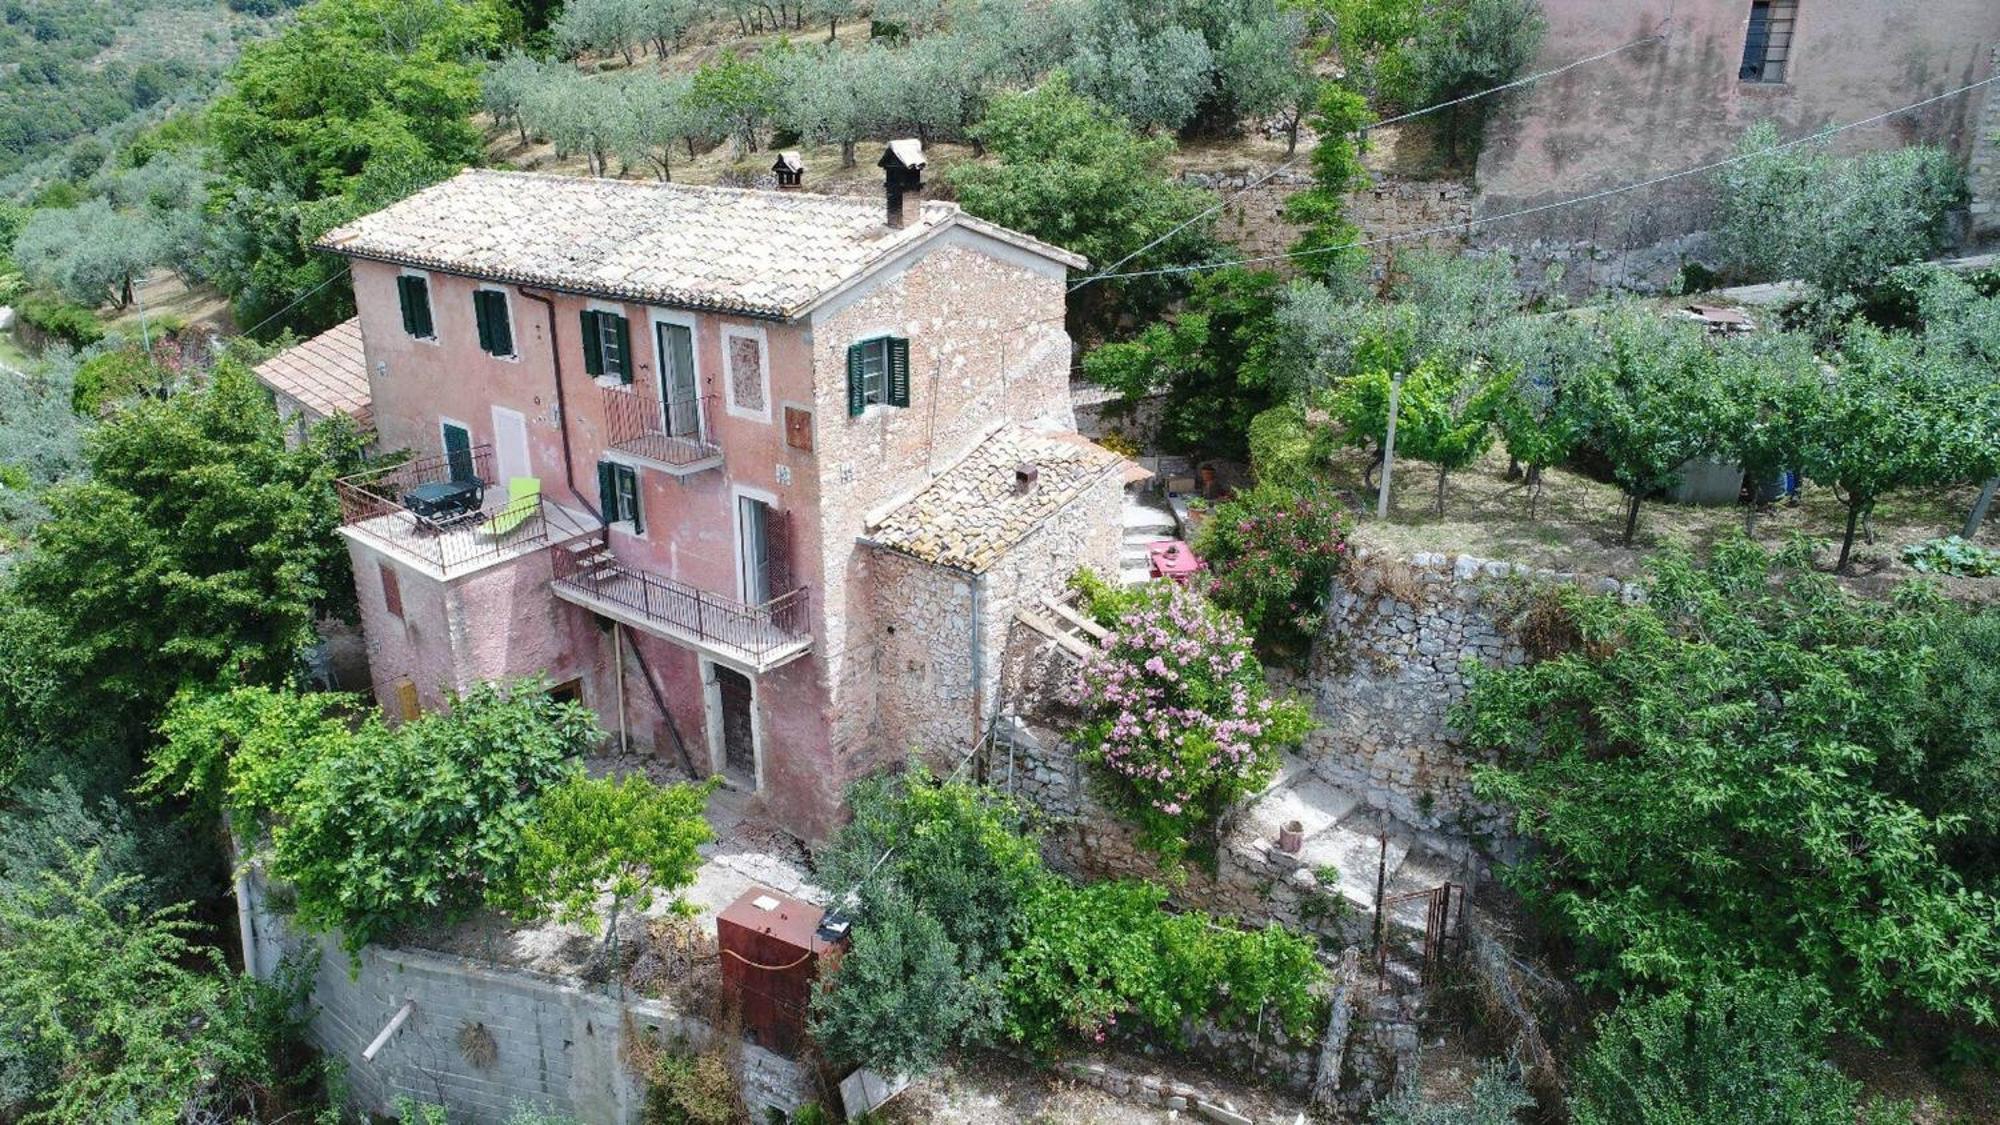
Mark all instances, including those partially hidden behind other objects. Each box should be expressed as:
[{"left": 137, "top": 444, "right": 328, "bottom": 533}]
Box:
[
  {"left": 1473, "top": 0, "right": 2000, "bottom": 242},
  {"left": 343, "top": 223, "right": 1085, "bottom": 842}
]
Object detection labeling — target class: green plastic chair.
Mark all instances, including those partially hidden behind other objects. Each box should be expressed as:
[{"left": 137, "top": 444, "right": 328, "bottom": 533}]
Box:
[{"left": 479, "top": 476, "right": 541, "bottom": 537}]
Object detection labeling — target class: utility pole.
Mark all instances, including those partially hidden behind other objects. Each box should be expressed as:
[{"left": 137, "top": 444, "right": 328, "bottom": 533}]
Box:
[
  {"left": 1966, "top": 476, "right": 1998, "bottom": 541},
  {"left": 1376, "top": 371, "right": 1406, "bottom": 520}
]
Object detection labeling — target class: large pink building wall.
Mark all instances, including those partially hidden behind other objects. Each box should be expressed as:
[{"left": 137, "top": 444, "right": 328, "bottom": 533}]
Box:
[
  {"left": 1473, "top": 1, "right": 2000, "bottom": 246},
  {"left": 345, "top": 228, "right": 1083, "bottom": 840}
]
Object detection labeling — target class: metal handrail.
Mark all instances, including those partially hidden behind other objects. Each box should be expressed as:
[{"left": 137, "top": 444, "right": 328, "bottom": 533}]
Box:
[
  {"left": 335, "top": 444, "right": 596, "bottom": 573},
  {"left": 552, "top": 532, "right": 809, "bottom": 658},
  {"left": 601, "top": 385, "right": 722, "bottom": 466}
]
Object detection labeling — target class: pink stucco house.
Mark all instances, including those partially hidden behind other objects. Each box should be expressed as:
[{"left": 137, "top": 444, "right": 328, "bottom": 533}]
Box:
[{"left": 299, "top": 145, "right": 1127, "bottom": 841}]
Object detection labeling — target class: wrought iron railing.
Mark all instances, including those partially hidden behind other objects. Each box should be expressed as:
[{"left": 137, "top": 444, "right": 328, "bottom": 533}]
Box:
[
  {"left": 335, "top": 444, "right": 587, "bottom": 572},
  {"left": 552, "top": 531, "right": 810, "bottom": 660},
  {"left": 602, "top": 385, "right": 722, "bottom": 468}
]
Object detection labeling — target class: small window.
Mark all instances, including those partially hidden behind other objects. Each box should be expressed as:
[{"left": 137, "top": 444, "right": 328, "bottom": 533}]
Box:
[
  {"left": 548, "top": 678, "right": 583, "bottom": 706},
  {"left": 1739, "top": 0, "right": 1797, "bottom": 83},
  {"left": 581, "top": 310, "right": 633, "bottom": 382},
  {"left": 846, "top": 336, "right": 910, "bottom": 415},
  {"left": 397, "top": 276, "right": 434, "bottom": 339},
  {"left": 597, "top": 460, "right": 643, "bottom": 533},
  {"left": 473, "top": 290, "right": 514, "bottom": 357},
  {"left": 379, "top": 562, "right": 403, "bottom": 619}
]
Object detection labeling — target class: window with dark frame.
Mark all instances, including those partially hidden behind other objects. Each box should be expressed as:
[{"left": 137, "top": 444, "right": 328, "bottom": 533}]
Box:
[
  {"left": 581, "top": 310, "right": 633, "bottom": 382},
  {"left": 397, "top": 276, "right": 434, "bottom": 339},
  {"left": 845, "top": 335, "right": 910, "bottom": 415},
  {"left": 548, "top": 678, "right": 583, "bottom": 706},
  {"left": 473, "top": 289, "right": 514, "bottom": 356},
  {"left": 1739, "top": 0, "right": 1798, "bottom": 83},
  {"left": 597, "top": 460, "right": 643, "bottom": 533}
]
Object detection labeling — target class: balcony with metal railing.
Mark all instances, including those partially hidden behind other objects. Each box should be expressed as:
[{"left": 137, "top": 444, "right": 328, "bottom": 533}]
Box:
[
  {"left": 335, "top": 444, "right": 594, "bottom": 577},
  {"left": 601, "top": 385, "right": 724, "bottom": 475},
  {"left": 549, "top": 530, "right": 812, "bottom": 672}
]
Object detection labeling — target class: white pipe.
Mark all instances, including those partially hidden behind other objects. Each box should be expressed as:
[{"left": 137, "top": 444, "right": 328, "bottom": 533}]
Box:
[
  {"left": 229, "top": 830, "right": 258, "bottom": 980},
  {"left": 362, "top": 1000, "right": 417, "bottom": 1062}
]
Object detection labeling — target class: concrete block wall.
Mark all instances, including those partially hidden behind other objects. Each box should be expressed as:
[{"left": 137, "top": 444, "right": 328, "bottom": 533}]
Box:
[
  {"left": 1971, "top": 47, "right": 2000, "bottom": 243},
  {"left": 243, "top": 876, "right": 812, "bottom": 1123}
]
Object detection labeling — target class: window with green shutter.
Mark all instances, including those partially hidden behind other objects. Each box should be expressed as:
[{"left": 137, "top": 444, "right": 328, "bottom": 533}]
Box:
[
  {"left": 580, "top": 310, "right": 632, "bottom": 383},
  {"left": 846, "top": 336, "right": 911, "bottom": 413},
  {"left": 597, "top": 460, "right": 643, "bottom": 532},
  {"left": 473, "top": 290, "right": 513, "bottom": 357},
  {"left": 397, "top": 276, "right": 434, "bottom": 339}
]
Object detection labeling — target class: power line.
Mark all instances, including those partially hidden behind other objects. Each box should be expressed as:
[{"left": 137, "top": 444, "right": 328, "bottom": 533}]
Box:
[
  {"left": 239, "top": 264, "right": 354, "bottom": 339},
  {"left": 1083, "top": 72, "right": 2000, "bottom": 285},
  {"left": 1070, "top": 22, "right": 1674, "bottom": 293}
]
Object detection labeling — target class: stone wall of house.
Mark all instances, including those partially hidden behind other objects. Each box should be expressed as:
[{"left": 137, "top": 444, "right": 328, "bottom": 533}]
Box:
[
  {"left": 1972, "top": 46, "right": 2000, "bottom": 245},
  {"left": 868, "top": 469, "right": 1125, "bottom": 764},
  {"left": 1301, "top": 551, "right": 1638, "bottom": 861},
  {"left": 1176, "top": 165, "right": 1473, "bottom": 276},
  {"left": 242, "top": 875, "right": 812, "bottom": 1124}
]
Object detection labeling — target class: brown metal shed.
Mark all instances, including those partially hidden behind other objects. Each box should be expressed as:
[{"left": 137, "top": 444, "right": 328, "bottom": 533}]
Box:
[{"left": 716, "top": 886, "right": 845, "bottom": 1056}]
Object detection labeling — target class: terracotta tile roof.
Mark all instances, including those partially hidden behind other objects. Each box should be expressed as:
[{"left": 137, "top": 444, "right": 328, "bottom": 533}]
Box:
[
  {"left": 867, "top": 425, "right": 1126, "bottom": 573},
  {"left": 252, "top": 317, "right": 370, "bottom": 427},
  {"left": 315, "top": 169, "right": 1085, "bottom": 319}
]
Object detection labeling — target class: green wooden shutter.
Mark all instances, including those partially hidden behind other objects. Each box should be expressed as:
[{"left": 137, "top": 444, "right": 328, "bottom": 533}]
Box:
[
  {"left": 487, "top": 294, "right": 513, "bottom": 356},
  {"left": 612, "top": 315, "right": 633, "bottom": 383},
  {"left": 412, "top": 281, "right": 433, "bottom": 338},
  {"left": 620, "top": 465, "right": 643, "bottom": 533},
  {"left": 398, "top": 278, "right": 418, "bottom": 336},
  {"left": 846, "top": 343, "right": 866, "bottom": 416},
  {"left": 596, "top": 460, "right": 617, "bottom": 522},
  {"left": 474, "top": 292, "right": 494, "bottom": 354},
  {"left": 887, "top": 337, "right": 911, "bottom": 408},
  {"left": 580, "top": 311, "right": 603, "bottom": 377}
]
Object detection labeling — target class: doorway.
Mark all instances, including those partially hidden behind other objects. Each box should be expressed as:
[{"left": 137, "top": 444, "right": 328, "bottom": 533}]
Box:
[
  {"left": 657, "top": 320, "right": 700, "bottom": 438},
  {"left": 712, "top": 664, "right": 756, "bottom": 787},
  {"left": 441, "top": 420, "right": 475, "bottom": 482},
  {"left": 738, "top": 495, "right": 773, "bottom": 607},
  {"left": 491, "top": 405, "right": 529, "bottom": 483}
]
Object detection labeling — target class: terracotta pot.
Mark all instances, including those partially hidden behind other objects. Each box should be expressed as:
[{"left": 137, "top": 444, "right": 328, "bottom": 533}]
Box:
[{"left": 1277, "top": 819, "right": 1304, "bottom": 854}]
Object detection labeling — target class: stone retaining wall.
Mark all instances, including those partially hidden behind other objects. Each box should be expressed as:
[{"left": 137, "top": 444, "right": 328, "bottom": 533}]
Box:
[
  {"left": 1301, "top": 550, "right": 1638, "bottom": 861},
  {"left": 242, "top": 875, "right": 813, "bottom": 1123}
]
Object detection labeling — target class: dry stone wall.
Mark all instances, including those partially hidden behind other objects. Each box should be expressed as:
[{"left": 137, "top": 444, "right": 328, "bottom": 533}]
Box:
[{"left": 1302, "top": 550, "right": 1637, "bottom": 862}]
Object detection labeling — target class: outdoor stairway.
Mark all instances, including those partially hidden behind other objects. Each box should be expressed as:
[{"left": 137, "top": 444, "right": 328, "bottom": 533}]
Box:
[{"left": 1119, "top": 492, "right": 1180, "bottom": 586}]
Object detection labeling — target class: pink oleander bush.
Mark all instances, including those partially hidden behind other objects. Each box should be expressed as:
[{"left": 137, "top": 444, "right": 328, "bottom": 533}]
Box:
[
  {"left": 1067, "top": 582, "right": 1313, "bottom": 864},
  {"left": 1192, "top": 482, "right": 1352, "bottom": 660}
]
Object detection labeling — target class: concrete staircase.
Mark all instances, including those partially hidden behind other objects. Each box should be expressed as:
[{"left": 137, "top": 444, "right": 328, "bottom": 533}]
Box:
[{"left": 1119, "top": 492, "right": 1180, "bottom": 587}]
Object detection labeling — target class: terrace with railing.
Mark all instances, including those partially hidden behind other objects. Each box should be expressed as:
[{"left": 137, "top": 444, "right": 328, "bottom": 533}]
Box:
[
  {"left": 601, "top": 386, "right": 724, "bottom": 475},
  {"left": 550, "top": 530, "right": 812, "bottom": 672},
  {"left": 335, "top": 444, "right": 593, "bottom": 576}
]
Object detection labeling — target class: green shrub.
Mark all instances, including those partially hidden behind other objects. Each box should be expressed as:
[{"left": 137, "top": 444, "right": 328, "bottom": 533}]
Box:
[
  {"left": 1901, "top": 535, "right": 2000, "bottom": 577},
  {"left": 1068, "top": 582, "right": 1314, "bottom": 863},
  {"left": 147, "top": 681, "right": 598, "bottom": 954},
  {"left": 1000, "top": 877, "right": 1322, "bottom": 1051},
  {"left": 1192, "top": 481, "right": 1352, "bottom": 656},
  {"left": 1245, "top": 401, "right": 1325, "bottom": 487},
  {"left": 1570, "top": 976, "right": 1908, "bottom": 1125},
  {"left": 640, "top": 1047, "right": 739, "bottom": 1125},
  {"left": 14, "top": 293, "right": 103, "bottom": 350}
]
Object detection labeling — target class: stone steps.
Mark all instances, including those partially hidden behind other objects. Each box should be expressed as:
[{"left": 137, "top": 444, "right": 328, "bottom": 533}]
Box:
[{"left": 1117, "top": 492, "right": 1181, "bottom": 587}]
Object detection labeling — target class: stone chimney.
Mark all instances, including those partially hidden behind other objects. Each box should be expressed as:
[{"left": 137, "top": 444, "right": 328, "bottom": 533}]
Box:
[
  {"left": 772, "top": 151, "right": 804, "bottom": 190},
  {"left": 879, "top": 139, "right": 927, "bottom": 229}
]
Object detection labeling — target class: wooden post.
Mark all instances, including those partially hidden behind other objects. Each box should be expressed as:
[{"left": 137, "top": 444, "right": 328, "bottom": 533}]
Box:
[
  {"left": 1376, "top": 374, "right": 1404, "bottom": 520},
  {"left": 614, "top": 623, "right": 629, "bottom": 754}
]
